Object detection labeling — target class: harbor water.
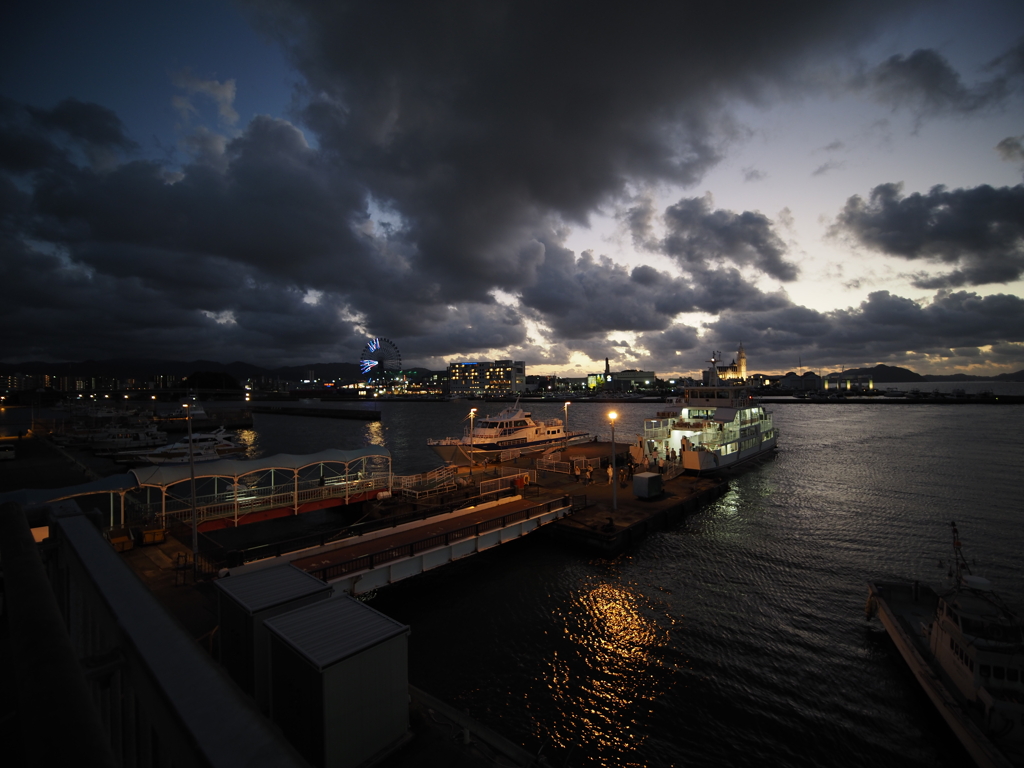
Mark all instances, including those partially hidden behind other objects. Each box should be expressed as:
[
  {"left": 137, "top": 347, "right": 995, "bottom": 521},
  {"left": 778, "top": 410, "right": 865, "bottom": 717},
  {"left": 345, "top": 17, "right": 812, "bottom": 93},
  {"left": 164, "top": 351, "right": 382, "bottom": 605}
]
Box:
[
  {"left": 7, "top": 395, "right": 1024, "bottom": 766},
  {"left": 248, "top": 398, "right": 1024, "bottom": 767}
]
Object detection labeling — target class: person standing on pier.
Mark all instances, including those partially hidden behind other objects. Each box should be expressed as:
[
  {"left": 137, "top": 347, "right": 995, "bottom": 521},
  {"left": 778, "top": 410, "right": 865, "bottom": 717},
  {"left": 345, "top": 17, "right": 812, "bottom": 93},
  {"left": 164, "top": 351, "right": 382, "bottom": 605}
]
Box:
[
  {"left": 606, "top": 464, "right": 613, "bottom": 484},
  {"left": 574, "top": 464, "right": 581, "bottom": 483}
]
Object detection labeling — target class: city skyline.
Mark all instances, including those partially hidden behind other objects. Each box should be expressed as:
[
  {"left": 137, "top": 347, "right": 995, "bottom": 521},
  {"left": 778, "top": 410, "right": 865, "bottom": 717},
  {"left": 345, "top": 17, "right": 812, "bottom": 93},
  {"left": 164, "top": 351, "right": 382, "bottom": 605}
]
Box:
[{"left": 2, "top": 1, "right": 1023, "bottom": 377}]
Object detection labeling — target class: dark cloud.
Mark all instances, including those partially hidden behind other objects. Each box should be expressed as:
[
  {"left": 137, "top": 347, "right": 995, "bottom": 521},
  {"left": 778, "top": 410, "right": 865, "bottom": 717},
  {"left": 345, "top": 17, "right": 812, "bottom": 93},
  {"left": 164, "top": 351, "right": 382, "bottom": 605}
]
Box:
[
  {"left": 701, "top": 290, "right": 1024, "bottom": 374},
  {"left": 519, "top": 247, "right": 694, "bottom": 338},
  {"left": 997, "top": 134, "right": 1024, "bottom": 176},
  {"left": 6, "top": 2, "right": 1023, "bottom": 376},
  {"left": 245, "top": 0, "right": 896, "bottom": 296},
  {"left": 857, "top": 43, "right": 1022, "bottom": 127},
  {"left": 27, "top": 98, "right": 138, "bottom": 152},
  {"left": 657, "top": 195, "right": 798, "bottom": 281},
  {"left": 832, "top": 182, "right": 1024, "bottom": 287}
]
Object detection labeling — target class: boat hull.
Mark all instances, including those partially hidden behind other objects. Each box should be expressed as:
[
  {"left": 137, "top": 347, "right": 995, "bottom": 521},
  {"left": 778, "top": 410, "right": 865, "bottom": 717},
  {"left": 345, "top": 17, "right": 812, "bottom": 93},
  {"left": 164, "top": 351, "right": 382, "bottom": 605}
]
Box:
[
  {"left": 866, "top": 582, "right": 1017, "bottom": 768},
  {"left": 429, "top": 435, "right": 590, "bottom": 466},
  {"left": 681, "top": 434, "right": 778, "bottom": 472}
]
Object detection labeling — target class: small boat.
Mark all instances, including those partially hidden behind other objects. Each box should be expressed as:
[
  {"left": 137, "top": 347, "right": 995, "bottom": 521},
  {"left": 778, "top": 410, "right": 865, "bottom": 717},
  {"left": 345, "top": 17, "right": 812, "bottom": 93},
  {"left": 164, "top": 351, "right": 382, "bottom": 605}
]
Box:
[
  {"left": 427, "top": 401, "right": 589, "bottom": 465},
  {"left": 115, "top": 428, "right": 246, "bottom": 465},
  {"left": 636, "top": 352, "right": 778, "bottom": 473},
  {"left": 866, "top": 523, "right": 1024, "bottom": 768}
]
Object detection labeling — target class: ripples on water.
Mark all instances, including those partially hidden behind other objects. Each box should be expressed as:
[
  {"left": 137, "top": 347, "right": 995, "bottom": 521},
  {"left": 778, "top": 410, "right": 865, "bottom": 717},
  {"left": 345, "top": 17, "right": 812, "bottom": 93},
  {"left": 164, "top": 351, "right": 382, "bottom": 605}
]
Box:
[
  {"left": 10, "top": 399, "right": 1021, "bottom": 766},
  {"left": 358, "top": 402, "right": 1024, "bottom": 767}
]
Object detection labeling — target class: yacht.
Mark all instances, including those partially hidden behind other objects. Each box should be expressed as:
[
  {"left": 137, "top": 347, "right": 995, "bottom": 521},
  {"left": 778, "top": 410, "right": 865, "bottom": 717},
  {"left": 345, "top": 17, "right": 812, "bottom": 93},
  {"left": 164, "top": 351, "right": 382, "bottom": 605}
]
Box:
[
  {"left": 638, "top": 352, "right": 778, "bottom": 473},
  {"left": 115, "top": 428, "right": 246, "bottom": 465},
  {"left": 427, "top": 402, "right": 589, "bottom": 465},
  {"left": 866, "top": 523, "right": 1024, "bottom": 767}
]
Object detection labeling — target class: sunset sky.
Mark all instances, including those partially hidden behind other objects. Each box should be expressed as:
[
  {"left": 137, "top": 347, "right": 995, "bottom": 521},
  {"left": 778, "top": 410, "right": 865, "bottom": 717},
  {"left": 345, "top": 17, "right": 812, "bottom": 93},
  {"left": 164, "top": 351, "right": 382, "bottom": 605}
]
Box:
[{"left": 2, "top": 0, "right": 1023, "bottom": 378}]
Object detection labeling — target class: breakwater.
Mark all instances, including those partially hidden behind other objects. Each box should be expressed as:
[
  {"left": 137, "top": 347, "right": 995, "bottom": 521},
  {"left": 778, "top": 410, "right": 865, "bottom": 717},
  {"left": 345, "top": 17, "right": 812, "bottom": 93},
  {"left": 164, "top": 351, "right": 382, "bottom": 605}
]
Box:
[{"left": 249, "top": 405, "right": 380, "bottom": 420}]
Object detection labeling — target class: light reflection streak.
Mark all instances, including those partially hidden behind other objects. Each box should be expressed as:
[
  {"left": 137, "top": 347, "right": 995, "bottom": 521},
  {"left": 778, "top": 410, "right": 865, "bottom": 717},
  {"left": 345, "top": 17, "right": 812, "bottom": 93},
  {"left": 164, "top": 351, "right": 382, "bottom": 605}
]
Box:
[
  {"left": 536, "top": 580, "right": 678, "bottom": 765},
  {"left": 235, "top": 428, "right": 260, "bottom": 459},
  {"left": 363, "top": 420, "right": 386, "bottom": 447}
]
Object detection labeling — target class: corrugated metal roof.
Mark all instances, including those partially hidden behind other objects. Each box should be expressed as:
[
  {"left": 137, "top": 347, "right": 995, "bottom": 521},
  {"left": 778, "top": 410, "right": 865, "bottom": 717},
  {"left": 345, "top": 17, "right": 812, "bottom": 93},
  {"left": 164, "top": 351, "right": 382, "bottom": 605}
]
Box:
[
  {"left": 214, "top": 564, "right": 331, "bottom": 613},
  {"left": 265, "top": 596, "right": 409, "bottom": 671}
]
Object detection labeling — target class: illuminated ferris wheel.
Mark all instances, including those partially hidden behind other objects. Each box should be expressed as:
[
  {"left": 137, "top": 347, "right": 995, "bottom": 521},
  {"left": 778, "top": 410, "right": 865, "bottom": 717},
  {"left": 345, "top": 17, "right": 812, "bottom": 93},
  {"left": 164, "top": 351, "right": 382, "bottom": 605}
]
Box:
[{"left": 359, "top": 337, "right": 402, "bottom": 378}]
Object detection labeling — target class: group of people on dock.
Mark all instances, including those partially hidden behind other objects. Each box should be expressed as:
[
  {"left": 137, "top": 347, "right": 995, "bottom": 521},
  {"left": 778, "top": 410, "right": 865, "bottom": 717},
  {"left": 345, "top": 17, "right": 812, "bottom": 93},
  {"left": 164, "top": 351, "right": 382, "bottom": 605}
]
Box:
[
  {"left": 568, "top": 448, "right": 681, "bottom": 488},
  {"left": 572, "top": 458, "right": 640, "bottom": 488}
]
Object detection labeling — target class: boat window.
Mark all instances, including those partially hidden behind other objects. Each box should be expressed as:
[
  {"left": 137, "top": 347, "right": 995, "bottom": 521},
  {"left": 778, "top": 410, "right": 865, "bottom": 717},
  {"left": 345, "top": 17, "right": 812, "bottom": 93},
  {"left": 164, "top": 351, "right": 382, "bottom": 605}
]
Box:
[
  {"left": 1008, "top": 668, "right": 1019, "bottom": 683},
  {"left": 960, "top": 616, "right": 986, "bottom": 636},
  {"left": 515, "top": 421, "right": 527, "bottom": 427},
  {"left": 993, "top": 666, "right": 1005, "bottom": 681},
  {"left": 980, "top": 665, "right": 991, "bottom": 677}
]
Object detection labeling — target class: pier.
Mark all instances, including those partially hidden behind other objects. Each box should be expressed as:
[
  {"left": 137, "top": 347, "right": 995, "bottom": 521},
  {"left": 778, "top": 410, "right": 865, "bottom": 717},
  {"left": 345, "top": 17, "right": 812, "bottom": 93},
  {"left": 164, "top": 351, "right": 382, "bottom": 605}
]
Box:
[{"left": 0, "top": 432, "right": 739, "bottom": 768}]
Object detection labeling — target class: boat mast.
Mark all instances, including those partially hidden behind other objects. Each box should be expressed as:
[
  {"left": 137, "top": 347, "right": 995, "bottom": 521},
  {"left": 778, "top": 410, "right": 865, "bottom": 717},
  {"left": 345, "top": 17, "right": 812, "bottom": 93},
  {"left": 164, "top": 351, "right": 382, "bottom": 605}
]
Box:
[{"left": 949, "top": 520, "right": 971, "bottom": 587}]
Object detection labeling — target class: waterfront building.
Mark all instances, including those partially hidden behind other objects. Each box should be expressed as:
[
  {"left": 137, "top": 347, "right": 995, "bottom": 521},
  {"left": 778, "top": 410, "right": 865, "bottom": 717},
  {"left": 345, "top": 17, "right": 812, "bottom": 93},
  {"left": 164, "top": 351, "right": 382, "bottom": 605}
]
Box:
[
  {"left": 776, "top": 370, "right": 822, "bottom": 391},
  {"left": 709, "top": 343, "right": 747, "bottom": 383},
  {"left": 447, "top": 360, "right": 525, "bottom": 396}
]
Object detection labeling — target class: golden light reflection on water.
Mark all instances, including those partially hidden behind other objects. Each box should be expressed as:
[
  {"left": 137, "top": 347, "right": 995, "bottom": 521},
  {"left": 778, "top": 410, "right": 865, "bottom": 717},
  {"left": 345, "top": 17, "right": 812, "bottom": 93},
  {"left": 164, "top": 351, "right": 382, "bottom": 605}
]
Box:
[
  {"left": 539, "top": 581, "right": 679, "bottom": 764},
  {"left": 363, "top": 420, "right": 386, "bottom": 447},
  {"left": 236, "top": 428, "right": 260, "bottom": 459}
]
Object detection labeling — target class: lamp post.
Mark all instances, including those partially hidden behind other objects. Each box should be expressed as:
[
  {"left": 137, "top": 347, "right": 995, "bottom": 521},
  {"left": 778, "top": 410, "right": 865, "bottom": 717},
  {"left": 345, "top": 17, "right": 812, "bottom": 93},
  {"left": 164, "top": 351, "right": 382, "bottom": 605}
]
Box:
[
  {"left": 563, "top": 401, "right": 571, "bottom": 452},
  {"left": 469, "top": 408, "right": 477, "bottom": 476},
  {"left": 185, "top": 401, "right": 198, "bottom": 579},
  {"left": 609, "top": 411, "right": 618, "bottom": 512}
]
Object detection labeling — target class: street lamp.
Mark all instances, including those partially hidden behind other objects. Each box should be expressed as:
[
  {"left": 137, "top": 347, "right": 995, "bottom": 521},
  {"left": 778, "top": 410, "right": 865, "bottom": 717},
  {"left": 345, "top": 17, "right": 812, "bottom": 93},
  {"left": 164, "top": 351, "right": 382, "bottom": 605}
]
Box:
[
  {"left": 469, "top": 408, "right": 477, "bottom": 475},
  {"left": 185, "top": 402, "right": 198, "bottom": 579},
  {"left": 609, "top": 411, "right": 618, "bottom": 512},
  {"left": 563, "top": 401, "right": 571, "bottom": 452}
]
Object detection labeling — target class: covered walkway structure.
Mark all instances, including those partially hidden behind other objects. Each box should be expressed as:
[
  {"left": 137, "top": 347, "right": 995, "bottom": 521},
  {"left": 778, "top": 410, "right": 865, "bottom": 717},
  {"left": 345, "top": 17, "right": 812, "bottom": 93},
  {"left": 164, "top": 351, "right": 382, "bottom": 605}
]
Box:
[{"left": 0, "top": 448, "right": 392, "bottom": 532}]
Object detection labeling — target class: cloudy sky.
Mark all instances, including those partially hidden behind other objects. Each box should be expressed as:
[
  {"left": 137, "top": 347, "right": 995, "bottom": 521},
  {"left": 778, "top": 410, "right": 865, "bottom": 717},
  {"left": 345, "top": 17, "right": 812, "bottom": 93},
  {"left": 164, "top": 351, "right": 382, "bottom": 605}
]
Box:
[{"left": 2, "top": 1, "right": 1023, "bottom": 378}]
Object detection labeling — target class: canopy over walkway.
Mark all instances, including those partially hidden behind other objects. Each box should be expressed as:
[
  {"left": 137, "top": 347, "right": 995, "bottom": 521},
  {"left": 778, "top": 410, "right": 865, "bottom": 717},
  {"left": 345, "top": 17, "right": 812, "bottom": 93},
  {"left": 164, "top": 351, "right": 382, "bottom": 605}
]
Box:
[{"left": 0, "top": 448, "right": 392, "bottom": 530}]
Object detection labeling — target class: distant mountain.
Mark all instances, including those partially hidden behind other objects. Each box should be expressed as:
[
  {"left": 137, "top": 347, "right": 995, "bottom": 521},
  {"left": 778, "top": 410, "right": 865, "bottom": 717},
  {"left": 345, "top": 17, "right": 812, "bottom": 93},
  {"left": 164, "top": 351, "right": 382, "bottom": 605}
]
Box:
[{"left": 832, "top": 364, "right": 924, "bottom": 383}]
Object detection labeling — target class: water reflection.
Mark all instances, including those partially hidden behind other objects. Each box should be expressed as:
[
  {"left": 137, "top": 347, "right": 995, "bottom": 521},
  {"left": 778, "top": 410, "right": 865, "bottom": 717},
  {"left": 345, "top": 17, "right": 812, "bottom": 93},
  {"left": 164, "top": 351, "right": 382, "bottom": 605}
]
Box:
[
  {"left": 539, "top": 580, "right": 676, "bottom": 764},
  {"left": 235, "top": 428, "right": 261, "bottom": 459},
  {"left": 363, "top": 420, "right": 386, "bottom": 447}
]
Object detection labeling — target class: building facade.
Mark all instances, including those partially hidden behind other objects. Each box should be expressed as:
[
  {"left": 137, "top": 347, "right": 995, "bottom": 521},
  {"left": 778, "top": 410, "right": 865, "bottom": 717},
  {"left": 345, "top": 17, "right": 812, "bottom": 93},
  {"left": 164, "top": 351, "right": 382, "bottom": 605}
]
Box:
[{"left": 447, "top": 360, "right": 525, "bottom": 396}]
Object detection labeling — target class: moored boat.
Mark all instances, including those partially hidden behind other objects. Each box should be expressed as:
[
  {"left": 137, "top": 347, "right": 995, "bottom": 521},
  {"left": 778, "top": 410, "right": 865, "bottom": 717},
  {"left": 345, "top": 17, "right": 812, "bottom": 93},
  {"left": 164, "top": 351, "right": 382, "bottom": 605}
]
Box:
[
  {"left": 638, "top": 352, "right": 778, "bottom": 473},
  {"left": 865, "top": 523, "right": 1024, "bottom": 767},
  {"left": 115, "top": 427, "right": 246, "bottom": 465},
  {"left": 427, "top": 402, "right": 589, "bottom": 465}
]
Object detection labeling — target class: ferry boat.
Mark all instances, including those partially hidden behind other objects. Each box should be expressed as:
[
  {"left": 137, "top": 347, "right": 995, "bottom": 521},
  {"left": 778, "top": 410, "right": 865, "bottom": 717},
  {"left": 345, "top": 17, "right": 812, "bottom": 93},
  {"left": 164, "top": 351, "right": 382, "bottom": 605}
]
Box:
[
  {"left": 638, "top": 352, "right": 778, "bottom": 473},
  {"left": 866, "top": 523, "right": 1024, "bottom": 768},
  {"left": 427, "top": 402, "right": 589, "bottom": 465}
]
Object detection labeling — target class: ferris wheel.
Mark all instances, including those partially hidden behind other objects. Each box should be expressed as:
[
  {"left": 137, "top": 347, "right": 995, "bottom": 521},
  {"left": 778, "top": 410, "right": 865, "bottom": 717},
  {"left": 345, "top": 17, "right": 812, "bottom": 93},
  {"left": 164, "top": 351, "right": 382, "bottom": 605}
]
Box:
[{"left": 359, "top": 337, "right": 402, "bottom": 377}]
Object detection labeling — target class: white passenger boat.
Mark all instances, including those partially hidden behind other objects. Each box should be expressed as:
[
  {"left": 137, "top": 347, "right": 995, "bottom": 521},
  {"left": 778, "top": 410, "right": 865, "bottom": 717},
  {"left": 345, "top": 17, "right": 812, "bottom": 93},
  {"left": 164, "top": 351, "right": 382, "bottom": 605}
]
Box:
[
  {"left": 427, "top": 402, "right": 589, "bottom": 465},
  {"left": 638, "top": 352, "right": 778, "bottom": 473},
  {"left": 116, "top": 428, "right": 246, "bottom": 465},
  {"left": 866, "top": 523, "right": 1024, "bottom": 768},
  {"left": 88, "top": 424, "right": 168, "bottom": 451}
]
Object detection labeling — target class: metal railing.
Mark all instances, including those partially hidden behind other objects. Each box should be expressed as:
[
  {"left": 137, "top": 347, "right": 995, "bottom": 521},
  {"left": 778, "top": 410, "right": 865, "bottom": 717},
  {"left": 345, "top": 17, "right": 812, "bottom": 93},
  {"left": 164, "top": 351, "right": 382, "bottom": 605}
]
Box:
[
  {"left": 132, "top": 473, "right": 392, "bottom": 527},
  {"left": 398, "top": 483, "right": 458, "bottom": 501},
  {"left": 307, "top": 496, "right": 573, "bottom": 582}
]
